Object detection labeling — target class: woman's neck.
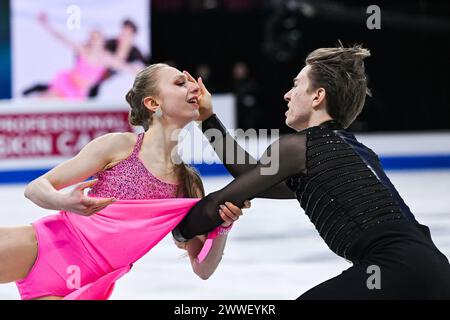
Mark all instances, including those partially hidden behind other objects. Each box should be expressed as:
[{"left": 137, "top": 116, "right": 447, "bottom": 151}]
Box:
[{"left": 141, "top": 120, "right": 181, "bottom": 166}]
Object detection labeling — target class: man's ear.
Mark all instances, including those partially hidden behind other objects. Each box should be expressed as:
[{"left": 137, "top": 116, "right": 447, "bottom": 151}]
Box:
[
  {"left": 312, "top": 88, "right": 326, "bottom": 109},
  {"left": 143, "top": 96, "right": 160, "bottom": 112}
]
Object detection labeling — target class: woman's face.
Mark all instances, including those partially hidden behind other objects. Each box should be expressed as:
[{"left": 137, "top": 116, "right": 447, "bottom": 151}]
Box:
[
  {"left": 152, "top": 66, "right": 200, "bottom": 125},
  {"left": 283, "top": 65, "right": 316, "bottom": 131}
]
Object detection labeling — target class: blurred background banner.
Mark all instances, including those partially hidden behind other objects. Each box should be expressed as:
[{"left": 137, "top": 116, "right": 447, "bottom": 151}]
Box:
[
  {"left": 0, "top": 100, "right": 131, "bottom": 183},
  {"left": 0, "top": 0, "right": 11, "bottom": 100},
  {"left": 11, "top": 0, "right": 150, "bottom": 101}
]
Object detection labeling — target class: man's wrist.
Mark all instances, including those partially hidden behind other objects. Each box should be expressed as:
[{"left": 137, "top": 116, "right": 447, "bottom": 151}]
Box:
[
  {"left": 203, "top": 112, "right": 214, "bottom": 122},
  {"left": 172, "top": 226, "right": 189, "bottom": 243},
  {"left": 200, "top": 113, "right": 218, "bottom": 131},
  {"left": 200, "top": 113, "right": 227, "bottom": 137}
]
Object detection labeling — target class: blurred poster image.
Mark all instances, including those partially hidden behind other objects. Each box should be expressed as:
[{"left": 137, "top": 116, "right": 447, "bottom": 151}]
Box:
[
  {"left": 12, "top": 0, "right": 150, "bottom": 102},
  {"left": 0, "top": 1, "right": 11, "bottom": 100}
]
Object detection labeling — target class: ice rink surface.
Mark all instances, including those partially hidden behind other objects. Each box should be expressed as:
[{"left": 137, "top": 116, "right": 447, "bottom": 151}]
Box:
[{"left": 1, "top": 170, "right": 449, "bottom": 300}]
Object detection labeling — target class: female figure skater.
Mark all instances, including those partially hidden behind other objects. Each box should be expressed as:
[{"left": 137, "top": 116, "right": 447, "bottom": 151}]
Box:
[
  {"left": 24, "top": 12, "right": 139, "bottom": 99},
  {"left": 0, "top": 63, "right": 249, "bottom": 300},
  {"left": 174, "top": 45, "right": 450, "bottom": 299}
]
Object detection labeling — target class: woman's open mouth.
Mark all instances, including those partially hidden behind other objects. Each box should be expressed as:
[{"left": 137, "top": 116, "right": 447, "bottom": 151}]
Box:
[
  {"left": 187, "top": 97, "right": 198, "bottom": 104},
  {"left": 187, "top": 97, "right": 199, "bottom": 109}
]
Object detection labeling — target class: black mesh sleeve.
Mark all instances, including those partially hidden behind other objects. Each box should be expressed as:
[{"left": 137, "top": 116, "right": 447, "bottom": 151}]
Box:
[
  {"left": 200, "top": 114, "right": 297, "bottom": 199},
  {"left": 173, "top": 128, "right": 307, "bottom": 241}
]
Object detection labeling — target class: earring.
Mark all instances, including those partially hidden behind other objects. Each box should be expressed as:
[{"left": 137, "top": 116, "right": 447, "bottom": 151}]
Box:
[{"left": 155, "top": 107, "right": 163, "bottom": 118}]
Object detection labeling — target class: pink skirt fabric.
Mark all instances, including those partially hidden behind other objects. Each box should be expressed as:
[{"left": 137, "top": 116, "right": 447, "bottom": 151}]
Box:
[
  {"left": 49, "top": 71, "right": 86, "bottom": 99},
  {"left": 15, "top": 198, "right": 200, "bottom": 300}
]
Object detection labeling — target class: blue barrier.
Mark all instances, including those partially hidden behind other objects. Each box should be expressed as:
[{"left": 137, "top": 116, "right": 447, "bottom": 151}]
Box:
[{"left": 1, "top": 154, "right": 450, "bottom": 184}]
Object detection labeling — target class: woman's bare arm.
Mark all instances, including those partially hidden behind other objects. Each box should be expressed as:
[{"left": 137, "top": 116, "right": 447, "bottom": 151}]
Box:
[
  {"left": 24, "top": 133, "right": 134, "bottom": 215},
  {"left": 37, "top": 12, "right": 84, "bottom": 54},
  {"left": 177, "top": 187, "right": 249, "bottom": 279}
]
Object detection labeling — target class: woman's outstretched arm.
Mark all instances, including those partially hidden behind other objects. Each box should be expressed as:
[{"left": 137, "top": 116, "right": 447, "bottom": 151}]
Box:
[
  {"left": 175, "top": 185, "right": 250, "bottom": 279},
  {"left": 24, "top": 133, "right": 133, "bottom": 215},
  {"left": 186, "top": 202, "right": 249, "bottom": 279},
  {"left": 37, "top": 12, "right": 83, "bottom": 53}
]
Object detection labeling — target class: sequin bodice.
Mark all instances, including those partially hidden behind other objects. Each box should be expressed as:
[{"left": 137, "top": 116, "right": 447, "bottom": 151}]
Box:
[{"left": 88, "top": 133, "right": 180, "bottom": 200}]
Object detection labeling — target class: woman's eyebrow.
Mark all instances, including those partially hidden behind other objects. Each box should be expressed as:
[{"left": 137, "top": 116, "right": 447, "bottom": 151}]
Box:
[{"left": 174, "top": 74, "right": 187, "bottom": 82}]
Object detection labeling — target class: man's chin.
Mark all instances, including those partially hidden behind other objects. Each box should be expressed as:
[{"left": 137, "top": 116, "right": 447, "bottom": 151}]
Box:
[
  {"left": 285, "top": 117, "right": 293, "bottom": 128},
  {"left": 285, "top": 118, "right": 303, "bottom": 131}
]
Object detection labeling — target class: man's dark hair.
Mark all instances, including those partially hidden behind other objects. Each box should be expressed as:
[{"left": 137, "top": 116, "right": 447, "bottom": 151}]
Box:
[{"left": 123, "top": 19, "right": 138, "bottom": 34}]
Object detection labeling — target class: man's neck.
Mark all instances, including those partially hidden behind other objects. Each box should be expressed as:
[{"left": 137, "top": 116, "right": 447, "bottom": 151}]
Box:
[
  {"left": 295, "top": 113, "right": 334, "bottom": 132},
  {"left": 307, "top": 115, "right": 334, "bottom": 128}
]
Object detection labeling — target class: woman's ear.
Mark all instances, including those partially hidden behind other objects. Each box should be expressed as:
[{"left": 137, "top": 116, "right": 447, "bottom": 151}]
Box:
[
  {"left": 142, "top": 96, "right": 160, "bottom": 112},
  {"left": 312, "top": 88, "right": 326, "bottom": 110}
]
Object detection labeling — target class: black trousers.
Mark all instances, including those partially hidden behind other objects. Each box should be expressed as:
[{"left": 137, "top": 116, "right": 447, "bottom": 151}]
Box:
[{"left": 298, "top": 221, "right": 450, "bottom": 300}]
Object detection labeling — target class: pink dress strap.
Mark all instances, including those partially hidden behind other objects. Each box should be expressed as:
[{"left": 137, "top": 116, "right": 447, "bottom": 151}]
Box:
[{"left": 131, "top": 132, "right": 145, "bottom": 157}]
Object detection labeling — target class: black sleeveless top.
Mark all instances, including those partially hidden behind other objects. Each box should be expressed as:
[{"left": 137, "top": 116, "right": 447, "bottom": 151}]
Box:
[{"left": 173, "top": 115, "right": 420, "bottom": 262}]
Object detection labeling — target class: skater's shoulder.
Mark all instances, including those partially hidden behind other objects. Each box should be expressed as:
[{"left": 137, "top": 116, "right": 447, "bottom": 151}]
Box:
[
  {"left": 273, "top": 131, "right": 308, "bottom": 155},
  {"left": 86, "top": 132, "right": 143, "bottom": 170},
  {"left": 88, "top": 132, "right": 138, "bottom": 155},
  {"left": 94, "top": 131, "right": 136, "bottom": 145}
]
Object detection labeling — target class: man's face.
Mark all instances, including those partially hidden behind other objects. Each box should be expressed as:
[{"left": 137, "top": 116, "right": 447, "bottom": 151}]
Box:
[
  {"left": 283, "top": 65, "right": 316, "bottom": 131},
  {"left": 119, "top": 26, "right": 135, "bottom": 42}
]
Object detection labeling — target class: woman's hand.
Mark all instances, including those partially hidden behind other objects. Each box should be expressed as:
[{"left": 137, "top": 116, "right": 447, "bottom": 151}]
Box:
[
  {"left": 183, "top": 70, "right": 213, "bottom": 121},
  {"left": 173, "top": 200, "right": 251, "bottom": 279},
  {"left": 172, "top": 200, "right": 251, "bottom": 250},
  {"left": 219, "top": 200, "right": 251, "bottom": 227},
  {"left": 59, "top": 179, "right": 116, "bottom": 216},
  {"left": 173, "top": 238, "right": 188, "bottom": 250}
]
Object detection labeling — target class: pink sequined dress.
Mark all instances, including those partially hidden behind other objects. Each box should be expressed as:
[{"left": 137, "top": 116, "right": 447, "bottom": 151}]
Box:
[{"left": 15, "top": 133, "right": 201, "bottom": 300}]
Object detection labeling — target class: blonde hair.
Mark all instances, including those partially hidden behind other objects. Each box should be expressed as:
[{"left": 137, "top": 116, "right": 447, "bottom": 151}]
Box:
[{"left": 125, "top": 63, "right": 167, "bottom": 131}]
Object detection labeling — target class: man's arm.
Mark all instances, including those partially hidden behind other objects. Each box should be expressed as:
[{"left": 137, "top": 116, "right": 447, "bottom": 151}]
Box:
[
  {"left": 200, "top": 114, "right": 297, "bottom": 199},
  {"left": 174, "top": 132, "right": 306, "bottom": 241}
]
